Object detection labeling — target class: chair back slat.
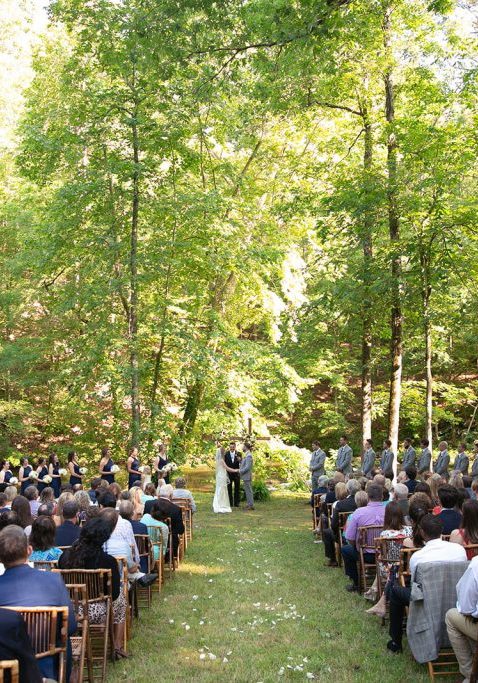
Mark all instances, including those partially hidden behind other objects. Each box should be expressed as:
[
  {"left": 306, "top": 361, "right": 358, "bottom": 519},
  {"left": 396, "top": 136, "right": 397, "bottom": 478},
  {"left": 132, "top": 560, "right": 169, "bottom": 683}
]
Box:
[
  {"left": 358, "top": 525, "right": 383, "bottom": 552},
  {"left": 464, "top": 543, "right": 478, "bottom": 559},
  {"left": 33, "top": 560, "right": 58, "bottom": 572},
  {"left": 53, "top": 568, "right": 112, "bottom": 603},
  {"left": 399, "top": 547, "right": 419, "bottom": 585},
  {"left": 0, "top": 660, "right": 19, "bottom": 683},
  {"left": 375, "top": 536, "right": 406, "bottom": 564}
]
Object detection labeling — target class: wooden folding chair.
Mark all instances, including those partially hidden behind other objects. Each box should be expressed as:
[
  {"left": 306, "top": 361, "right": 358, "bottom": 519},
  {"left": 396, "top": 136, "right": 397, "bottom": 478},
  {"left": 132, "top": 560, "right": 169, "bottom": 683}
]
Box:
[
  {"left": 0, "top": 660, "right": 19, "bottom": 683},
  {"left": 114, "top": 557, "right": 130, "bottom": 649},
  {"left": 357, "top": 525, "right": 383, "bottom": 593},
  {"left": 336, "top": 511, "right": 354, "bottom": 568},
  {"left": 33, "top": 560, "right": 58, "bottom": 572},
  {"left": 173, "top": 498, "right": 193, "bottom": 544},
  {"left": 134, "top": 534, "right": 153, "bottom": 608},
  {"left": 147, "top": 526, "right": 164, "bottom": 591},
  {"left": 312, "top": 494, "right": 322, "bottom": 535},
  {"left": 54, "top": 568, "right": 113, "bottom": 683},
  {"left": 4, "top": 606, "right": 69, "bottom": 683},
  {"left": 57, "top": 546, "right": 71, "bottom": 552},
  {"left": 464, "top": 544, "right": 478, "bottom": 559},
  {"left": 66, "top": 583, "right": 93, "bottom": 683},
  {"left": 398, "top": 547, "right": 418, "bottom": 587},
  {"left": 374, "top": 536, "right": 406, "bottom": 597}
]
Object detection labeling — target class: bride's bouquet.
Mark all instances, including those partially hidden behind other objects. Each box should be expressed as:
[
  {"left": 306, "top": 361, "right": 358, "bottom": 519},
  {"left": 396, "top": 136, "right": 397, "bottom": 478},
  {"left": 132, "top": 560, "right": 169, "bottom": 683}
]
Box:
[
  {"left": 42, "top": 475, "right": 52, "bottom": 484},
  {"left": 9, "top": 477, "right": 18, "bottom": 485},
  {"left": 58, "top": 468, "right": 67, "bottom": 476},
  {"left": 163, "top": 462, "right": 178, "bottom": 474},
  {"left": 138, "top": 466, "right": 145, "bottom": 473},
  {"left": 79, "top": 467, "right": 87, "bottom": 475},
  {"left": 110, "top": 464, "right": 120, "bottom": 474},
  {"left": 29, "top": 471, "right": 38, "bottom": 480}
]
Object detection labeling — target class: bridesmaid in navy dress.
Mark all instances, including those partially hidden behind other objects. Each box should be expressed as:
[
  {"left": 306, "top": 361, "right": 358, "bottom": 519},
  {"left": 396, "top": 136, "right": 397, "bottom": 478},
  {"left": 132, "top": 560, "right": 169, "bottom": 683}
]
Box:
[
  {"left": 68, "top": 451, "right": 84, "bottom": 487},
  {"left": 48, "top": 453, "right": 62, "bottom": 499},
  {"left": 19, "top": 457, "right": 33, "bottom": 495},
  {"left": 0, "top": 460, "right": 12, "bottom": 485},
  {"left": 99, "top": 447, "right": 115, "bottom": 484},
  {"left": 127, "top": 446, "right": 141, "bottom": 489},
  {"left": 36, "top": 457, "right": 49, "bottom": 494},
  {"left": 153, "top": 444, "right": 170, "bottom": 484}
]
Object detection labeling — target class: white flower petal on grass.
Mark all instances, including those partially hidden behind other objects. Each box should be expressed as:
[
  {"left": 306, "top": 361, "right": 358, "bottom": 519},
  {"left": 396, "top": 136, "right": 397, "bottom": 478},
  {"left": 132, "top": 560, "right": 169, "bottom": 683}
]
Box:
[
  {"left": 278, "top": 668, "right": 285, "bottom": 676},
  {"left": 208, "top": 653, "right": 216, "bottom": 660},
  {"left": 223, "top": 657, "right": 229, "bottom": 663},
  {"left": 192, "top": 595, "right": 198, "bottom": 600},
  {"left": 199, "top": 654, "right": 206, "bottom": 660},
  {"left": 184, "top": 625, "right": 190, "bottom": 631},
  {"left": 226, "top": 650, "right": 232, "bottom": 656},
  {"left": 199, "top": 621, "right": 205, "bottom": 625},
  {"left": 306, "top": 674, "right": 315, "bottom": 679}
]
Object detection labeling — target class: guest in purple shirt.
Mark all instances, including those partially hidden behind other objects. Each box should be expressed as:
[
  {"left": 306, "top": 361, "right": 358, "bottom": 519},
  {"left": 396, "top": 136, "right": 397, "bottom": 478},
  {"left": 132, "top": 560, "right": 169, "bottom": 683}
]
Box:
[
  {"left": 25, "top": 486, "right": 40, "bottom": 518},
  {"left": 341, "top": 484, "right": 385, "bottom": 591}
]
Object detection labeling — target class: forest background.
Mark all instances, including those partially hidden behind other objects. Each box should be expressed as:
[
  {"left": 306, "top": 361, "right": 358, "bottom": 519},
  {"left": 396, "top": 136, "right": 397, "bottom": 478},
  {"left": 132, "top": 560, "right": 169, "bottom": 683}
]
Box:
[{"left": 1, "top": 0, "right": 478, "bottom": 473}]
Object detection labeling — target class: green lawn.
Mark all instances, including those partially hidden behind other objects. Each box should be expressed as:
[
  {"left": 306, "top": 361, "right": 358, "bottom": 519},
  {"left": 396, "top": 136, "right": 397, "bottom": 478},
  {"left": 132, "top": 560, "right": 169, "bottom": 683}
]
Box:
[{"left": 107, "top": 476, "right": 430, "bottom": 682}]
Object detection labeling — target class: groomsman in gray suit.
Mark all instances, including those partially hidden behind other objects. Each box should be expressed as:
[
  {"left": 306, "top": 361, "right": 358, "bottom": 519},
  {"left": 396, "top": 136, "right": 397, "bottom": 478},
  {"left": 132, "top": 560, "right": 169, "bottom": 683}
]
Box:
[
  {"left": 434, "top": 441, "right": 450, "bottom": 478},
  {"left": 417, "top": 438, "right": 432, "bottom": 474},
  {"left": 453, "top": 442, "right": 469, "bottom": 475},
  {"left": 240, "top": 442, "right": 254, "bottom": 510},
  {"left": 362, "top": 439, "right": 376, "bottom": 478},
  {"left": 335, "top": 436, "right": 353, "bottom": 475},
  {"left": 401, "top": 438, "right": 416, "bottom": 470},
  {"left": 471, "top": 442, "right": 478, "bottom": 481},
  {"left": 309, "top": 441, "right": 326, "bottom": 491},
  {"left": 380, "top": 440, "right": 395, "bottom": 478}
]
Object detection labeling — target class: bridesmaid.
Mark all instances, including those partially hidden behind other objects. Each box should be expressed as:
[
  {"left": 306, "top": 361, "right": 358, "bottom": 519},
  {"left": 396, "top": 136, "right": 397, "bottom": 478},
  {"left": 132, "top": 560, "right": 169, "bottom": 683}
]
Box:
[
  {"left": 68, "top": 451, "right": 83, "bottom": 487},
  {"left": 127, "top": 446, "right": 141, "bottom": 489},
  {"left": 36, "top": 457, "right": 49, "bottom": 494},
  {"left": 19, "top": 457, "right": 33, "bottom": 494},
  {"left": 48, "top": 452, "right": 62, "bottom": 498},
  {"left": 153, "top": 444, "right": 170, "bottom": 485},
  {"left": 99, "top": 446, "right": 115, "bottom": 484},
  {"left": 0, "top": 460, "right": 12, "bottom": 485}
]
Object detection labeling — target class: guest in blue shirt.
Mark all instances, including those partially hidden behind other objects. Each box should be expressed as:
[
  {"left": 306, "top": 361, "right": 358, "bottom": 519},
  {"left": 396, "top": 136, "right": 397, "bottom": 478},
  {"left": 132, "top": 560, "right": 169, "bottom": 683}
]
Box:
[
  {"left": 0, "top": 525, "right": 76, "bottom": 681},
  {"left": 437, "top": 484, "right": 463, "bottom": 535}
]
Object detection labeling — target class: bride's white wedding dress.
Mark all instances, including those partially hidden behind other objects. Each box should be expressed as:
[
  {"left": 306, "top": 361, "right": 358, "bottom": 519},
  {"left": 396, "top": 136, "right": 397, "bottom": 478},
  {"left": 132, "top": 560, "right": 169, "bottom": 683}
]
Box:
[{"left": 213, "top": 450, "right": 232, "bottom": 513}]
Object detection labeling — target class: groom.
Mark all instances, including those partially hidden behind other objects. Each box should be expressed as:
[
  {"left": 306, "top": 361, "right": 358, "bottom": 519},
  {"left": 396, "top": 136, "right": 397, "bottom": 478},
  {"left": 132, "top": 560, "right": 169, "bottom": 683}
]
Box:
[
  {"left": 240, "top": 442, "right": 254, "bottom": 511},
  {"left": 224, "top": 442, "right": 241, "bottom": 508}
]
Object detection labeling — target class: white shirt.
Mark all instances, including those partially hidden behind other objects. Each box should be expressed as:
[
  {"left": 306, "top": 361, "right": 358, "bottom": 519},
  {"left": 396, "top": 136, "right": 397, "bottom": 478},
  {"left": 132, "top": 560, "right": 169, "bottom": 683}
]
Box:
[
  {"left": 172, "top": 489, "right": 197, "bottom": 513},
  {"left": 409, "top": 538, "right": 467, "bottom": 580},
  {"left": 111, "top": 515, "right": 140, "bottom": 564},
  {"left": 457, "top": 555, "right": 478, "bottom": 617}
]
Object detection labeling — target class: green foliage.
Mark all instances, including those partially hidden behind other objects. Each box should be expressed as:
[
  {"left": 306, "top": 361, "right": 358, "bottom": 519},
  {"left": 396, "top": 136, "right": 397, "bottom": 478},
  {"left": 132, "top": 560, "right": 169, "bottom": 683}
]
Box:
[{"left": 252, "top": 480, "right": 271, "bottom": 501}]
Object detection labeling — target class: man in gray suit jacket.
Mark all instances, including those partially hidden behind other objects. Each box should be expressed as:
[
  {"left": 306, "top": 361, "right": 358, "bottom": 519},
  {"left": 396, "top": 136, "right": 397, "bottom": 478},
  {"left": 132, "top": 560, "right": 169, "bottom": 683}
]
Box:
[
  {"left": 417, "top": 438, "right": 432, "bottom": 474},
  {"left": 362, "top": 439, "right": 376, "bottom": 478},
  {"left": 401, "top": 439, "right": 416, "bottom": 470},
  {"left": 335, "top": 436, "right": 353, "bottom": 475},
  {"left": 434, "top": 441, "right": 450, "bottom": 478},
  {"left": 471, "top": 442, "right": 478, "bottom": 481},
  {"left": 453, "top": 443, "right": 469, "bottom": 475},
  {"left": 309, "top": 441, "right": 326, "bottom": 490},
  {"left": 240, "top": 443, "right": 254, "bottom": 510},
  {"left": 380, "top": 439, "right": 395, "bottom": 478}
]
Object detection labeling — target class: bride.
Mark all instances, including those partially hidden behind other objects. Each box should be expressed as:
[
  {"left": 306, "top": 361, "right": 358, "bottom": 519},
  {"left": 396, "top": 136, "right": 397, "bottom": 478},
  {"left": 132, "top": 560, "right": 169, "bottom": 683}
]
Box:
[{"left": 213, "top": 444, "right": 239, "bottom": 514}]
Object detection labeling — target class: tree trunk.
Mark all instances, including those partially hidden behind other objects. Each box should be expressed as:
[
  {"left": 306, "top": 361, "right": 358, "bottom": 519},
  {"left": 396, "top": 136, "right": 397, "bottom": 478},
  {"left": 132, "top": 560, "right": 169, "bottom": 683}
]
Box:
[
  {"left": 361, "top": 112, "right": 373, "bottom": 444},
  {"left": 420, "top": 248, "right": 433, "bottom": 446},
  {"left": 384, "top": 4, "right": 402, "bottom": 474},
  {"left": 129, "top": 90, "right": 141, "bottom": 447}
]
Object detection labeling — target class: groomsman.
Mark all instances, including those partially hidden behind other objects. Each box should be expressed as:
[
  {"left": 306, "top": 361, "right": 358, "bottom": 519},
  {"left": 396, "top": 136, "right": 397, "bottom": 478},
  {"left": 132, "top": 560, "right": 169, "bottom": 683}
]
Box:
[
  {"left": 434, "top": 441, "right": 450, "bottom": 478},
  {"left": 471, "top": 441, "right": 478, "bottom": 481},
  {"left": 380, "top": 439, "right": 394, "bottom": 478},
  {"left": 309, "top": 441, "right": 326, "bottom": 491},
  {"left": 335, "top": 436, "right": 353, "bottom": 475},
  {"left": 453, "top": 442, "right": 469, "bottom": 475},
  {"left": 401, "top": 438, "right": 416, "bottom": 470},
  {"left": 417, "top": 438, "right": 432, "bottom": 474},
  {"left": 362, "top": 439, "right": 376, "bottom": 478}
]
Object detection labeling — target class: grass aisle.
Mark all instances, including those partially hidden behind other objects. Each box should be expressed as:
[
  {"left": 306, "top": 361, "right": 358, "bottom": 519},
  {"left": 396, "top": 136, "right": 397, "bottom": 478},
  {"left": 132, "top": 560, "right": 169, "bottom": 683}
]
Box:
[{"left": 108, "top": 486, "right": 430, "bottom": 682}]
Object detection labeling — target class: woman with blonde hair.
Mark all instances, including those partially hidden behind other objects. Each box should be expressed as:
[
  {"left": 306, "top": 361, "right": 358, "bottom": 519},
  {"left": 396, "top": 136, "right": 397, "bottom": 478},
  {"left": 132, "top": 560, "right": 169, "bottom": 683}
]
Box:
[
  {"left": 129, "top": 486, "right": 144, "bottom": 520},
  {"left": 429, "top": 473, "right": 444, "bottom": 507},
  {"left": 53, "top": 491, "right": 74, "bottom": 527},
  {"left": 332, "top": 482, "right": 347, "bottom": 511},
  {"left": 449, "top": 471, "right": 465, "bottom": 490}
]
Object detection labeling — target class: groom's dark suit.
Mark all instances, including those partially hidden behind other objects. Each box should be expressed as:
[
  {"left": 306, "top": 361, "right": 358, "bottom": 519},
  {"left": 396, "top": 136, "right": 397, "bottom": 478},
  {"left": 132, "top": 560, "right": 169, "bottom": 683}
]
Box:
[{"left": 224, "top": 450, "right": 241, "bottom": 507}]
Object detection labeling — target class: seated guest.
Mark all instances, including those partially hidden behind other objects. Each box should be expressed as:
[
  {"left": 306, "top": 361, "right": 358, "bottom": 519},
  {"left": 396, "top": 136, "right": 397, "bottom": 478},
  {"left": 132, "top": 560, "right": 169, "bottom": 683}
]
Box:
[
  {"left": 129, "top": 486, "right": 144, "bottom": 520},
  {"left": 341, "top": 484, "right": 386, "bottom": 592},
  {"left": 450, "top": 499, "right": 478, "bottom": 558},
  {"left": 436, "top": 485, "right": 462, "bottom": 534},
  {"left": 323, "top": 479, "right": 359, "bottom": 567},
  {"left": 98, "top": 492, "right": 140, "bottom": 564},
  {"left": 24, "top": 486, "right": 40, "bottom": 518},
  {"left": 392, "top": 483, "right": 410, "bottom": 517},
  {"left": 74, "top": 490, "right": 91, "bottom": 523},
  {"left": 119, "top": 500, "right": 147, "bottom": 536},
  {"left": 446, "top": 554, "right": 478, "bottom": 681},
  {"left": 53, "top": 492, "right": 74, "bottom": 527},
  {"left": 39, "top": 487, "right": 55, "bottom": 508},
  {"left": 144, "top": 485, "right": 185, "bottom": 559},
  {"left": 414, "top": 481, "right": 432, "bottom": 498},
  {"left": 471, "top": 479, "right": 478, "bottom": 501},
  {"left": 59, "top": 517, "right": 126, "bottom": 660},
  {"left": 108, "top": 482, "right": 122, "bottom": 504},
  {"left": 355, "top": 490, "right": 368, "bottom": 508},
  {"left": 0, "top": 525, "right": 76, "bottom": 679},
  {"left": 11, "top": 496, "right": 33, "bottom": 537},
  {"left": 37, "top": 502, "right": 54, "bottom": 517},
  {"left": 3, "top": 486, "right": 17, "bottom": 510},
  {"left": 0, "top": 607, "right": 43, "bottom": 683},
  {"left": 141, "top": 483, "right": 156, "bottom": 505},
  {"left": 172, "top": 477, "right": 197, "bottom": 513},
  {"left": 404, "top": 466, "right": 418, "bottom": 494},
  {"left": 87, "top": 477, "right": 102, "bottom": 504},
  {"left": 0, "top": 492, "right": 8, "bottom": 513},
  {"left": 29, "top": 516, "right": 63, "bottom": 562},
  {"left": 55, "top": 501, "right": 80, "bottom": 546},
  {"left": 429, "top": 473, "right": 444, "bottom": 509},
  {"left": 463, "top": 475, "right": 474, "bottom": 500},
  {"left": 386, "top": 514, "right": 466, "bottom": 653},
  {"left": 141, "top": 500, "right": 169, "bottom": 560},
  {"left": 403, "top": 496, "right": 433, "bottom": 549},
  {"left": 310, "top": 475, "right": 328, "bottom": 505}
]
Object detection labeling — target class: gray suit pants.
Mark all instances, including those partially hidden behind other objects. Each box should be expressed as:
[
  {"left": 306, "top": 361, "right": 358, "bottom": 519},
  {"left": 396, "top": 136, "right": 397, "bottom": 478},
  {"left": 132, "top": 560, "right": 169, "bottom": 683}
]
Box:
[{"left": 243, "top": 480, "right": 254, "bottom": 507}]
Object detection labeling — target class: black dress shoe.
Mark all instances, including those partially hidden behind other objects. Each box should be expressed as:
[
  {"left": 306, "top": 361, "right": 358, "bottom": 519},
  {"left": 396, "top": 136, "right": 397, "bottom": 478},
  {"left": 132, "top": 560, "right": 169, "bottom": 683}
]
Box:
[
  {"left": 324, "top": 560, "right": 338, "bottom": 567},
  {"left": 137, "top": 573, "right": 158, "bottom": 587},
  {"left": 345, "top": 584, "right": 359, "bottom": 592},
  {"left": 386, "top": 640, "right": 403, "bottom": 654}
]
